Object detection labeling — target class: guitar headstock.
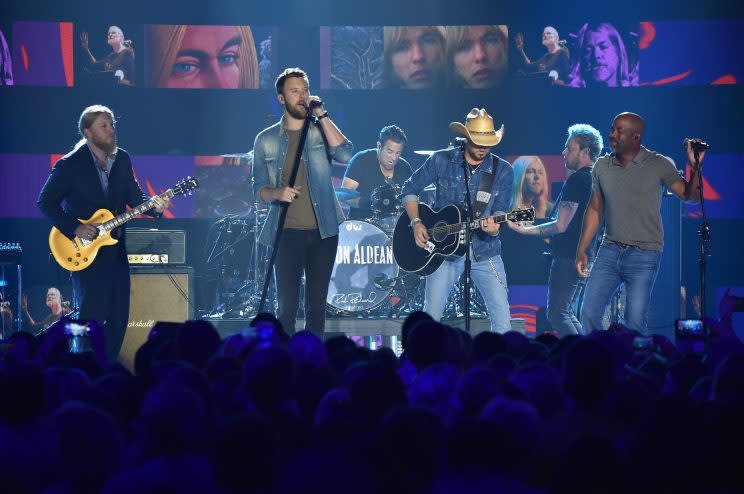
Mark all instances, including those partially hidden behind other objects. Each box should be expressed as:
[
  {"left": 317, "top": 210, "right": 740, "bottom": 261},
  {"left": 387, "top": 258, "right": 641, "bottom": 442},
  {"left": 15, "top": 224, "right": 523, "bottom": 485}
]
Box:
[
  {"left": 172, "top": 176, "right": 199, "bottom": 197},
  {"left": 508, "top": 207, "right": 535, "bottom": 226}
]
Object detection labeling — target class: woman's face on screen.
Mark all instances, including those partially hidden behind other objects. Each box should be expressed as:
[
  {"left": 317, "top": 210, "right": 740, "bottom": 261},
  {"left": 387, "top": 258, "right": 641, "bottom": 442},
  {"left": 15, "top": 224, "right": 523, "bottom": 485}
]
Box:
[
  {"left": 452, "top": 26, "right": 506, "bottom": 88},
  {"left": 165, "top": 26, "right": 242, "bottom": 88},
  {"left": 389, "top": 27, "right": 444, "bottom": 89}
]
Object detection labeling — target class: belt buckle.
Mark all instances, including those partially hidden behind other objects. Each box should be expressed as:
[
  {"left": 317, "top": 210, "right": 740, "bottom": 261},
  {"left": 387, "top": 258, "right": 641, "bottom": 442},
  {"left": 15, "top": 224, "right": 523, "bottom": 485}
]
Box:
[{"left": 613, "top": 240, "right": 631, "bottom": 249}]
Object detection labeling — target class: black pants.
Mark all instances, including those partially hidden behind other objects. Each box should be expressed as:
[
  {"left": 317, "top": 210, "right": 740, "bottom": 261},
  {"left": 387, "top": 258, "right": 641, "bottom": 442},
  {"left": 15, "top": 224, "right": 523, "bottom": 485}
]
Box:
[
  {"left": 274, "top": 229, "right": 338, "bottom": 335},
  {"left": 72, "top": 246, "right": 131, "bottom": 361}
]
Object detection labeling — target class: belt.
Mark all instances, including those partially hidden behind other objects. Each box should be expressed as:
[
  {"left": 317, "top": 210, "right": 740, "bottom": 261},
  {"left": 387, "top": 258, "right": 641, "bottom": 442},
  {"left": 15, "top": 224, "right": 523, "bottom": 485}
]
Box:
[{"left": 605, "top": 239, "right": 635, "bottom": 250}]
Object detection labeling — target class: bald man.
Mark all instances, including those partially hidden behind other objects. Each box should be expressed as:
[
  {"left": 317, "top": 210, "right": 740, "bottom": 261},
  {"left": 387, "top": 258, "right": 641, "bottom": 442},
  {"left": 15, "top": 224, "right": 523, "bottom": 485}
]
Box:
[
  {"left": 22, "top": 287, "right": 71, "bottom": 332},
  {"left": 575, "top": 112, "right": 704, "bottom": 334}
]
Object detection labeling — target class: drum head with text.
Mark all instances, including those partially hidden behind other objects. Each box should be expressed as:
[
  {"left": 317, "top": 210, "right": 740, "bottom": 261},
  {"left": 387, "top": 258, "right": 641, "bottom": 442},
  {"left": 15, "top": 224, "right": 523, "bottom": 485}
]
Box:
[{"left": 327, "top": 220, "right": 398, "bottom": 312}]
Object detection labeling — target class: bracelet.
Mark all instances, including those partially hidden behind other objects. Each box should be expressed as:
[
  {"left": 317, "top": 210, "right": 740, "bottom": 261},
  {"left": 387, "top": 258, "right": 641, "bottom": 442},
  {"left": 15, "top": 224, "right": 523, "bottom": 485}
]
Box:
[
  {"left": 410, "top": 217, "right": 422, "bottom": 227},
  {"left": 317, "top": 112, "right": 329, "bottom": 120}
]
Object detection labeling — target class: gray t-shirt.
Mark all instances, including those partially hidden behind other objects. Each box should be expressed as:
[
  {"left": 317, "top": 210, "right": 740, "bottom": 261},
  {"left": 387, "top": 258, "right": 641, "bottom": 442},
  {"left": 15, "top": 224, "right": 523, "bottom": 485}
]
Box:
[{"left": 593, "top": 146, "right": 682, "bottom": 251}]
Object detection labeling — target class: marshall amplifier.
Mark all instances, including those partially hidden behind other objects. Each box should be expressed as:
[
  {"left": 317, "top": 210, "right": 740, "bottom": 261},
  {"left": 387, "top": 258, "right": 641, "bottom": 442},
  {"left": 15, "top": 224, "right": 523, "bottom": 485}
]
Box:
[
  {"left": 120, "top": 266, "right": 194, "bottom": 371},
  {"left": 126, "top": 229, "right": 186, "bottom": 264}
]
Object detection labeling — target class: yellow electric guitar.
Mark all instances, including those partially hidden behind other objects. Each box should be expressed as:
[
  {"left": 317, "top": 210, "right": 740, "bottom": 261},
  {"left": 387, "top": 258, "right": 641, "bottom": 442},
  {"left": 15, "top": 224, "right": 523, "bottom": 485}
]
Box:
[{"left": 49, "top": 177, "right": 198, "bottom": 271}]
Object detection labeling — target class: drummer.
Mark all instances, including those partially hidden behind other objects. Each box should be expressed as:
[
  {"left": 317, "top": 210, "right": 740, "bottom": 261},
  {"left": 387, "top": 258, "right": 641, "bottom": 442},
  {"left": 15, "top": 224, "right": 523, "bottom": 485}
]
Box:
[{"left": 341, "top": 125, "right": 413, "bottom": 220}]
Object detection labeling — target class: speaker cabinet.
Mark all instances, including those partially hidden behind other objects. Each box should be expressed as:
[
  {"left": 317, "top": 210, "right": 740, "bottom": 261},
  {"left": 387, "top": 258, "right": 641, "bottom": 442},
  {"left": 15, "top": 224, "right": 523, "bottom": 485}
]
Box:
[{"left": 119, "top": 266, "right": 194, "bottom": 371}]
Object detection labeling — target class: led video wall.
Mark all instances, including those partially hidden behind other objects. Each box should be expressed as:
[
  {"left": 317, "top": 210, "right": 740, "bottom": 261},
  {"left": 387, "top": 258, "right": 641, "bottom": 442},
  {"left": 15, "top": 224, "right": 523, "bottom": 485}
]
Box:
[{"left": 3, "top": 20, "right": 741, "bottom": 89}]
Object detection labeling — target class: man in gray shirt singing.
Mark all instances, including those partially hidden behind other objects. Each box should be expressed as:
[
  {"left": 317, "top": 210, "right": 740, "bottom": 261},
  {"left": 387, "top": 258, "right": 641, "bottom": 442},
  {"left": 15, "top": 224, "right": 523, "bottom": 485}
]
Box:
[{"left": 575, "top": 112, "right": 705, "bottom": 334}]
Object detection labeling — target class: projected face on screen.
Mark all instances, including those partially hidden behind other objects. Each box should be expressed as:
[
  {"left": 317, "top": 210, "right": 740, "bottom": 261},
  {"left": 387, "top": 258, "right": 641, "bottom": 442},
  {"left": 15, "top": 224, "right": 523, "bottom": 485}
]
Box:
[
  {"left": 542, "top": 26, "right": 559, "bottom": 49},
  {"left": 146, "top": 25, "right": 259, "bottom": 88},
  {"left": 511, "top": 156, "right": 552, "bottom": 218},
  {"left": 107, "top": 26, "right": 125, "bottom": 50},
  {"left": 384, "top": 26, "right": 445, "bottom": 89},
  {"left": 522, "top": 159, "right": 548, "bottom": 198},
  {"left": 448, "top": 25, "right": 508, "bottom": 89},
  {"left": 568, "top": 22, "right": 635, "bottom": 88},
  {"left": 584, "top": 30, "right": 620, "bottom": 85}
]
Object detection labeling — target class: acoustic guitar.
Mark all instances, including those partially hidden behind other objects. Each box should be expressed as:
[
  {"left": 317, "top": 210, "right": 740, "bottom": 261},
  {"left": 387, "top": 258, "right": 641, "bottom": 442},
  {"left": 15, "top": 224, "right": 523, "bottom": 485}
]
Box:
[{"left": 392, "top": 203, "right": 534, "bottom": 275}]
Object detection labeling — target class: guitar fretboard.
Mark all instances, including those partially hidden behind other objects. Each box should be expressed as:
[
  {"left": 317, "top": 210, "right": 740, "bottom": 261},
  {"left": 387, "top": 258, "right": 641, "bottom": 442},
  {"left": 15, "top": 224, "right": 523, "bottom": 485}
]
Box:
[
  {"left": 428, "top": 212, "right": 509, "bottom": 236},
  {"left": 101, "top": 189, "right": 175, "bottom": 232}
]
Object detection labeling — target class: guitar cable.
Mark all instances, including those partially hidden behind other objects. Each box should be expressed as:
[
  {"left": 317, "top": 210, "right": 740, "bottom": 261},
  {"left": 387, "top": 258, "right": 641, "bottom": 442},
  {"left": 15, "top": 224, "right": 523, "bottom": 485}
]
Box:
[{"left": 165, "top": 271, "right": 197, "bottom": 318}]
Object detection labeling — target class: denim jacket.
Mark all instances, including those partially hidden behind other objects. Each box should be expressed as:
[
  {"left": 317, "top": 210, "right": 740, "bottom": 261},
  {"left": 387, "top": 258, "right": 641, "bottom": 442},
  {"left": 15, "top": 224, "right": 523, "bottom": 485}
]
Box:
[
  {"left": 400, "top": 146, "right": 513, "bottom": 261},
  {"left": 252, "top": 116, "right": 354, "bottom": 246}
]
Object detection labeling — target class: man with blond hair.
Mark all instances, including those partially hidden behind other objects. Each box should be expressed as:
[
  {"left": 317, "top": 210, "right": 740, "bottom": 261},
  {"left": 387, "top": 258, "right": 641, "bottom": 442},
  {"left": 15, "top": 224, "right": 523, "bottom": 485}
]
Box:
[{"left": 38, "top": 105, "right": 169, "bottom": 359}]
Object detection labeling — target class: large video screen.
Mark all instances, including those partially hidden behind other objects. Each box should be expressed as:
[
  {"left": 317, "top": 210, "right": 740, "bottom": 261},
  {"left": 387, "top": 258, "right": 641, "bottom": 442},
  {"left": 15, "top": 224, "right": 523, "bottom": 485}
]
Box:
[{"left": 3, "top": 20, "right": 743, "bottom": 90}]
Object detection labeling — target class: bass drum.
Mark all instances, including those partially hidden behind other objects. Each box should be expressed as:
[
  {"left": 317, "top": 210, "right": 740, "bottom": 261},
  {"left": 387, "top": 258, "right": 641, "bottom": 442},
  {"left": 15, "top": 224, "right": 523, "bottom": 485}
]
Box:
[{"left": 327, "top": 220, "right": 399, "bottom": 313}]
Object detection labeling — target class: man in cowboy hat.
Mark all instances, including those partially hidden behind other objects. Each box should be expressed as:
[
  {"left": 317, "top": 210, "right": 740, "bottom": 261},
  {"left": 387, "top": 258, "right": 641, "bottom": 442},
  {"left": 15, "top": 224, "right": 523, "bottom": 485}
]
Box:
[{"left": 399, "top": 108, "right": 514, "bottom": 333}]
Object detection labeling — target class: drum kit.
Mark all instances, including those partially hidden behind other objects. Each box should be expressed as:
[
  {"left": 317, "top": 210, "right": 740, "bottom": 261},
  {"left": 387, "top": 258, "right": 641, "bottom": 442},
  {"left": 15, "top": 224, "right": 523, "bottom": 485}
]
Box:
[{"left": 204, "top": 209, "right": 276, "bottom": 318}]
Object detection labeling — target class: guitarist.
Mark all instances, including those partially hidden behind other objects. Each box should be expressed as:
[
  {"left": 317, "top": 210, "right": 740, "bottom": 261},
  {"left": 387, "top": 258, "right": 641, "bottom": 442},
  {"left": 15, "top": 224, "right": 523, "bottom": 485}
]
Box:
[
  {"left": 507, "top": 124, "right": 603, "bottom": 336},
  {"left": 38, "top": 105, "right": 170, "bottom": 360},
  {"left": 399, "top": 108, "right": 514, "bottom": 333}
]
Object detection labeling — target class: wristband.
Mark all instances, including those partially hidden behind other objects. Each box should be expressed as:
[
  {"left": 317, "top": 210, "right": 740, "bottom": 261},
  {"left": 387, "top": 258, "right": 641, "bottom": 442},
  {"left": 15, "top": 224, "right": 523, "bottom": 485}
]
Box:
[{"left": 317, "top": 112, "right": 329, "bottom": 120}]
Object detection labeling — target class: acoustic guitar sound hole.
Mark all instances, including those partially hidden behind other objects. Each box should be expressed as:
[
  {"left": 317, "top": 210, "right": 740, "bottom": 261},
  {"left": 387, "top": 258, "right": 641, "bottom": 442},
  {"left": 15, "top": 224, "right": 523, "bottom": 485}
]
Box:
[{"left": 432, "top": 221, "right": 450, "bottom": 242}]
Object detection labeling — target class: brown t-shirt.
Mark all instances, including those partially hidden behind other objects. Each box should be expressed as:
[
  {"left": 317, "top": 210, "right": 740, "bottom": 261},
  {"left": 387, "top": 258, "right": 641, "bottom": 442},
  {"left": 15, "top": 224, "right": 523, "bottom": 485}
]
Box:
[{"left": 281, "top": 129, "right": 318, "bottom": 230}]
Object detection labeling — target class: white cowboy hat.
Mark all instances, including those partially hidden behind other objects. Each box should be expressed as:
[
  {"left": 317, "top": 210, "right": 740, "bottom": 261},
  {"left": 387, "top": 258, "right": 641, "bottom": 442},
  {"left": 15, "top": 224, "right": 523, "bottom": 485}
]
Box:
[{"left": 449, "top": 108, "right": 504, "bottom": 147}]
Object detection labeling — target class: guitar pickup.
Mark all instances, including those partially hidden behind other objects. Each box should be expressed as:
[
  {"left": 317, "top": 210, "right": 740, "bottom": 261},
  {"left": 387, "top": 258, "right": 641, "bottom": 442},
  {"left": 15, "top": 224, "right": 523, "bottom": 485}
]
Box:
[{"left": 424, "top": 241, "right": 435, "bottom": 254}]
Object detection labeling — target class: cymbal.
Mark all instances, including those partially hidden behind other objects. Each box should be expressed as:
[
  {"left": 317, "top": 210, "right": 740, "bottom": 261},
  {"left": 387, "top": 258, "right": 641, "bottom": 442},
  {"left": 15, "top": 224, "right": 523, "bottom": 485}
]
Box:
[
  {"left": 334, "top": 188, "right": 360, "bottom": 202},
  {"left": 414, "top": 150, "right": 437, "bottom": 156},
  {"left": 423, "top": 184, "right": 436, "bottom": 192}
]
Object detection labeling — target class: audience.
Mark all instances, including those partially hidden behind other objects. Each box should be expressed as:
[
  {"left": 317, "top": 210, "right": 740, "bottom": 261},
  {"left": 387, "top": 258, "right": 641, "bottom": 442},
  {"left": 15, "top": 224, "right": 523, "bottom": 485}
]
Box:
[{"left": 0, "top": 307, "right": 742, "bottom": 494}]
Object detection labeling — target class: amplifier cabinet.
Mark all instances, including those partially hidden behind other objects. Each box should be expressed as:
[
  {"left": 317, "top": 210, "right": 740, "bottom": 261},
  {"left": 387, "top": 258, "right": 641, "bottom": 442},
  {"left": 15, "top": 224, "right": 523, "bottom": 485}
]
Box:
[{"left": 119, "top": 266, "right": 194, "bottom": 371}]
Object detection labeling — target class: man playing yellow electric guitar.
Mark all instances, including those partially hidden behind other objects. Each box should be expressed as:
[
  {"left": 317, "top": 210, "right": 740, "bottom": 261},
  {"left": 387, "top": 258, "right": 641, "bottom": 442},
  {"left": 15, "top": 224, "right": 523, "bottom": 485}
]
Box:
[{"left": 38, "top": 105, "right": 170, "bottom": 360}]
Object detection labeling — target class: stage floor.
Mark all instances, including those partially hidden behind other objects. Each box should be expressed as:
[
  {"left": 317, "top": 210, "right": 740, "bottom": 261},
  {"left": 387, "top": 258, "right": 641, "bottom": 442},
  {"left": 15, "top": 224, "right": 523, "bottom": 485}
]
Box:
[{"left": 204, "top": 316, "right": 526, "bottom": 339}]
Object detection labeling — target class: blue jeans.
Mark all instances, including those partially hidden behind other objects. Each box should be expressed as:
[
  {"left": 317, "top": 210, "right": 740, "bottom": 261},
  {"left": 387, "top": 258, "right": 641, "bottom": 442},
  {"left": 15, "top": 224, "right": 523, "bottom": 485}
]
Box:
[
  {"left": 580, "top": 242, "right": 662, "bottom": 335},
  {"left": 547, "top": 257, "right": 586, "bottom": 337},
  {"left": 424, "top": 253, "right": 511, "bottom": 333}
]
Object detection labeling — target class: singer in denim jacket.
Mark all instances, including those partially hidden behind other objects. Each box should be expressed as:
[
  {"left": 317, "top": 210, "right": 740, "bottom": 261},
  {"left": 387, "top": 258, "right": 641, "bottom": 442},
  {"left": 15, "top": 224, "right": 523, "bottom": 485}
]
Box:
[
  {"left": 251, "top": 68, "right": 353, "bottom": 335},
  {"left": 253, "top": 116, "right": 353, "bottom": 246}
]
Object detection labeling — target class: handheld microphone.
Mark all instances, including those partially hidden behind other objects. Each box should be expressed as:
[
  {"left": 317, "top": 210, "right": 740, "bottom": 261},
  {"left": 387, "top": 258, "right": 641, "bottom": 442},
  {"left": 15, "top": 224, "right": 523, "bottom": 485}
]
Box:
[
  {"left": 683, "top": 138, "right": 710, "bottom": 151},
  {"left": 302, "top": 99, "right": 323, "bottom": 110}
]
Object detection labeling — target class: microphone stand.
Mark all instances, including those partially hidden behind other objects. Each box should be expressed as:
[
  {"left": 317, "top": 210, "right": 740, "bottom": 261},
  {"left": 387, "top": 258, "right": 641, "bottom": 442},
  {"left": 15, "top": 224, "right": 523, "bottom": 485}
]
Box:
[
  {"left": 258, "top": 109, "right": 316, "bottom": 313},
  {"left": 461, "top": 148, "right": 473, "bottom": 334},
  {"left": 693, "top": 147, "right": 710, "bottom": 319}
]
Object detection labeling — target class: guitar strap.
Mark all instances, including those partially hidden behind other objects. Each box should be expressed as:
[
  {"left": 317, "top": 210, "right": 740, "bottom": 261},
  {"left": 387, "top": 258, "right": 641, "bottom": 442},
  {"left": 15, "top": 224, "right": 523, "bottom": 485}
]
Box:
[{"left": 473, "top": 160, "right": 497, "bottom": 219}]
